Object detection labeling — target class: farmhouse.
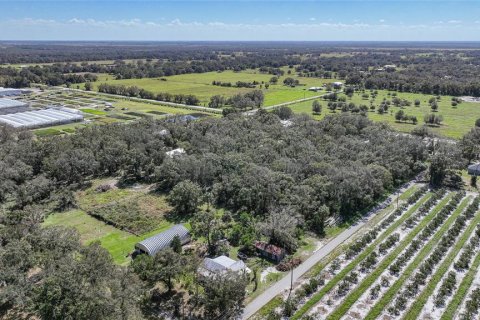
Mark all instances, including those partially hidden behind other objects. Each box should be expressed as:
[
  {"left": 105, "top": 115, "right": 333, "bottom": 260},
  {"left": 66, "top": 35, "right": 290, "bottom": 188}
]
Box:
[
  {"left": 0, "top": 98, "right": 29, "bottom": 115},
  {"left": 468, "top": 163, "right": 480, "bottom": 176},
  {"left": 0, "top": 107, "right": 84, "bottom": 129},
  {"left": 332, "top": 81, "right": 343, "bottom": 88},
  {"left": 254, "top": 241, "right": 286, "bottom": 263},
  {"left": 308, "top": 87, "right": 323, "bottom": 92},
  {"left": 199, "top": 255, "right": 250, "bottom": 277},
  {"left": 134, "top": 224, "right": 190, "bottom": 256}
]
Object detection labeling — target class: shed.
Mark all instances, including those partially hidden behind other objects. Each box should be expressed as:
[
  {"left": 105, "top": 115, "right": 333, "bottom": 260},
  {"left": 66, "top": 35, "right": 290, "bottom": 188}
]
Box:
[
  {"left": 332, "top": 81, "right": 343, "bottom": 88},
  {"left": 254, "top": 241, "right": 286, "bottom": 263},
  {"left": 135, "top": 224, "right": 190, "bottom": 256},
  {"left": 166, "top": 148, "right": 185, "bottom": 158},
  {"left": 468, "top": 163, "right": 480, "bottom": 176}
]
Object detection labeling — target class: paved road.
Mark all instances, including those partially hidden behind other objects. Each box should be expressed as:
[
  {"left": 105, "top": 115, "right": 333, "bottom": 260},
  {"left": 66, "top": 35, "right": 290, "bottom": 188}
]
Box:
[{"left": 241, "top": 183, "right": 415, "bottom": 320}]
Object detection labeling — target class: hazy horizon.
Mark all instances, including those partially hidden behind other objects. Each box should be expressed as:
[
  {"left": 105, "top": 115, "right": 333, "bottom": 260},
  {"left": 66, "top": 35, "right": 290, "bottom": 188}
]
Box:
[{"left": 1, "top": 1, "right": 479, "bottom": 41}]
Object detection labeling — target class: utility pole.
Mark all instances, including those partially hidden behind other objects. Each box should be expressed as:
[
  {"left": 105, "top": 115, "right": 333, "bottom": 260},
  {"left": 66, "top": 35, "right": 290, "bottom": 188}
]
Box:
[{"left": 290, "top": 265, "right": 294, "bottom": 292}]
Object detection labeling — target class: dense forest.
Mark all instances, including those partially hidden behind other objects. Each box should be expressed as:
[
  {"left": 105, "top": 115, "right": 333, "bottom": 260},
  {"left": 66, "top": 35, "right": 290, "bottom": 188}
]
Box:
[{"left": 0, "top": 108, "right": 476, "bottom": 319}]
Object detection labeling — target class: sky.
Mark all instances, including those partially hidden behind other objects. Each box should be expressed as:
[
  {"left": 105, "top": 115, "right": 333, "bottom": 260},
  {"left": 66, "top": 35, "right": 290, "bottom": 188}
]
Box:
[{"left": 0, "top": 0, "right": 479, "bottom": 41}]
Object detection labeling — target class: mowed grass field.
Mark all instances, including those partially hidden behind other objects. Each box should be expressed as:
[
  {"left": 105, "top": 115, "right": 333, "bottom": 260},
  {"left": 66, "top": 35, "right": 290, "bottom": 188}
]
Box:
[
  {"left": 288, "top": 89, "right": 480, "bottom": 139},
  {"left": 44, "top": 209, "right": 174, "bottom": 265},
  {"left": 77, "top": 70, "right": 337, "bottom": 106},
  {"left": 43, "top": 179, "right": 181, "bottom": 265}
]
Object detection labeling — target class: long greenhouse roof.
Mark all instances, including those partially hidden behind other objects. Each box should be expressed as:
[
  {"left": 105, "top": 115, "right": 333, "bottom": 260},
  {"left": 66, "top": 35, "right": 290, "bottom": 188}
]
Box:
[
  {"left": 0, "top": 98, "right": 27, "bottom": 109},
  {"left": 0, "top": 108, "right": 84, "bottom": 128}
]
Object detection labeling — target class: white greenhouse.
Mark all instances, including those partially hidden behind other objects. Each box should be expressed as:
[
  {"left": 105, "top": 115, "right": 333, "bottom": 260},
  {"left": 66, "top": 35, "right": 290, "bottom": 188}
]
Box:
[{"left": 0, "top": 107, "right": 84, "bottom": 129}]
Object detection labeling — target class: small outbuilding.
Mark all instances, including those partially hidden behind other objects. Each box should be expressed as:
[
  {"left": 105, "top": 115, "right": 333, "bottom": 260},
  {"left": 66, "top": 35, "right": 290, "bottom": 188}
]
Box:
[
  {"left": 199, "top": 255, "right": 250, "bottom": 277},
  {"left": 468, "top": 163, "right": 480, "bottom": 176},
  {"left": 332, "top": 81, "right": 343, "bottom": 88},
  {"left": 166, "top": 148, "right": 186, "bottom": 158},
  {"left": 254, "top": 241, "right": 286, "bottom": 263},
  {"left": 134, "top": 224, "right": 190, "bottom": 256}
]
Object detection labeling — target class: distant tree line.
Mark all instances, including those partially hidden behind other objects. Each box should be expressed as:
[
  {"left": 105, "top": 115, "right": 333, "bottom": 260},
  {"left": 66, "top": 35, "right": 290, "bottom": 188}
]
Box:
[{"left": 97, "top": 83, "right": 200, "bottom": 105}]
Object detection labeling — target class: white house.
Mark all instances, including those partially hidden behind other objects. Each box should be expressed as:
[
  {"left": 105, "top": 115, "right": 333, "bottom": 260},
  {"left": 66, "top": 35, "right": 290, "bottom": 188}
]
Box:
[{"left": 199, "top": 255, "right": 251, "bottom": 277}]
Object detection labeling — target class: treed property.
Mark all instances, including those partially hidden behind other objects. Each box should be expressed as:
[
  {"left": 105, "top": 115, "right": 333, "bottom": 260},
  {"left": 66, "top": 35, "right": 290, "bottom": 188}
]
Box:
[{"left": 1, "top": 42, "right": 480, "bottom": 320}]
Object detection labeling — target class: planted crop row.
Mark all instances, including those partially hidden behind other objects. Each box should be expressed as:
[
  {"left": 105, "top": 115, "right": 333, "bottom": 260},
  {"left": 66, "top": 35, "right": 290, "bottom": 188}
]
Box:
[
  {"left": 361, "top": 192, "right": 467, "bottom": 320},
  {"left": 393, "top": 193, "right": 476, "bottom": 318},
  {"left": 389, "top": 191, "right": 463, "bottom": 276},
  {"left": 408, "top": 197, "right": 480, "bottom": 319},
  {"left": 323, "top": 190, "right": 450, "bottom": 320},
  {"left": 289, "top": 188, "right": 432, "bottom": 319},
  {"left": 345, "top": 185, "right": 428, "bottom": 260}
]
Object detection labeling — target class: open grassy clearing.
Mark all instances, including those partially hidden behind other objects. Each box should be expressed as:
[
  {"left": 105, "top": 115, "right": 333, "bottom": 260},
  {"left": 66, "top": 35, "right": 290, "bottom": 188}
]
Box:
[
  {"left": 361, "top": 193, "right": 469, "bottom": 320},
  {"left": 43, "top": 209, "right": 174, "bottom": 265},
  {"left": 405, "top": 199, "right": 479, "bottom": 320},
  {"left": 76, "top": 70, "right": 335, "bottom": 106},
  {"left": 290, "top": 190, "right": 435, "bottom": 319},
  {"left": 76, "top": 179, "right": 171, "bottom": 235},
  {"left": 287, "top": 89, "right": 480, "bottom": 139}
]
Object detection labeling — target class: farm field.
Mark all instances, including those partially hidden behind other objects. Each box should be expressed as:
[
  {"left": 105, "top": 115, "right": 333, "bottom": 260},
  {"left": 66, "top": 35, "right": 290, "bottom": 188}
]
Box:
[
  {"left": 287, "top": 89, "right": 480, "bottom": 139},
  {"left": 76, "top": 70, "right": 336, "bottom": 106},
  {"left": 258, "top": 186, "right": 480, "bottom": 320},
  {"left": 19, "top": 88, "right": 213, "bottom": 136}
]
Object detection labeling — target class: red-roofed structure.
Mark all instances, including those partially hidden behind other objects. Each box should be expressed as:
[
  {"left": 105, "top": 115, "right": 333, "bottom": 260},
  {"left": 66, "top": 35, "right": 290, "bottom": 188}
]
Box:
[{"left": 254, "top": 241, "right": 286, "bottom": 263}]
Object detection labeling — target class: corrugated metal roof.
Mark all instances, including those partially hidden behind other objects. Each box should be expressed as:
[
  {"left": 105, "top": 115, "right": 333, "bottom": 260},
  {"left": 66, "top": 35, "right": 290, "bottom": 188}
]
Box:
[
  {"left": 135, "top": 224, "right": 190, "bottom": 256},
  {"left": 0, "top": 98, "right": 27, "bottom": 109},
  {"left": 468, "top": 163, "right": 480, "bottom": 176}
]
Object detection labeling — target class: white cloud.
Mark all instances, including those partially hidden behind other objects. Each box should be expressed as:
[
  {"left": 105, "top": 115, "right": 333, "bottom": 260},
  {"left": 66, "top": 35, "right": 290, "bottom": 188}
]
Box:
[
  {"left": 447, "top": 20, "right": 462, "bottom": 24},
  {"left": 309, "top": 17, "right": 316, "bottom": 21},
  {"left": 2, "top": 17, "right": 480, "bottom": 41}
]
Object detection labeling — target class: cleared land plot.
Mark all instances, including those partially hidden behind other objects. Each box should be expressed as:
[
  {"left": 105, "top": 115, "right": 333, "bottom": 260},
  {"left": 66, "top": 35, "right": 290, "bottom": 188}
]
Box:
[
  {"left": 77, "top": 179, "right": 172, "bottom": 235},
  {"left": 43, "top": 209, "right": 174, "bottom": 265}
]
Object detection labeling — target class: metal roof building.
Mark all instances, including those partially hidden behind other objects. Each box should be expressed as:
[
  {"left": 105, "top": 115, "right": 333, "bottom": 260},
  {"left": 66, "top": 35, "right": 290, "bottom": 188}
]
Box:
[
  {"left": 199, "top": 255, "right": 250, "bottom": 277},
  {"left": 0, "top": 107, "right": 84, "bottom": 129},
  {"left": 0, "top": 88, "right": 24, "bottom": 97},
  {"left": 135, "top": 224, "right": 190, "bottom": 256},
  {"left": 0, "top": 98, "right": 29, "bottom": 115},
  {"left": 468, "top": 163, "right": 480, "bottom": 176}
]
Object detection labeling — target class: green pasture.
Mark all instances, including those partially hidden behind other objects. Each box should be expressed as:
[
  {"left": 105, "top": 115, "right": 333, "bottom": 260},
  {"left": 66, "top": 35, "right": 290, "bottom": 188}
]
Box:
[
  {"left": 43, "top": 209, "right": 174, "bottom": 265},
  {"left": 287, "top": 89, "right": 480, "bottom": 139},
  {"left": 76, "top": 70, "right": 333, "bottom": 106}
]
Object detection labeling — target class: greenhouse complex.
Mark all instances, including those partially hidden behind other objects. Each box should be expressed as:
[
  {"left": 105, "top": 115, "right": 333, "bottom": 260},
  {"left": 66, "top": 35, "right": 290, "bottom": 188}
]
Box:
[{"left": 0, "top": 107, "right": 84, "bottom": 129}]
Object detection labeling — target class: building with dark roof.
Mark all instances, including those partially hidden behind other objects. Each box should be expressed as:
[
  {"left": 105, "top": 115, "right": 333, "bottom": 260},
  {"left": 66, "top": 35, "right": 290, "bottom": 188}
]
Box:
[
  {"left": 134, "top": 224, "right": 190, "bottom": 256},
  {"left": 0, "top": 87, "right": 25, "bottom": 97},
  {"left": 468, "top": 163, "right": 480, "bottom": 176},
  {"left": 254, "top": 241, "right": 286, "bottom": 263}
]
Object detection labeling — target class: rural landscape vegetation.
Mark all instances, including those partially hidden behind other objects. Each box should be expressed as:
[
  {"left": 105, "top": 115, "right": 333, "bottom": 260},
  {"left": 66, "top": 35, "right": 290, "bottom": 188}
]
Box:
[{"left": 1, "top": 1, "right": 480, "bottom": 320}]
